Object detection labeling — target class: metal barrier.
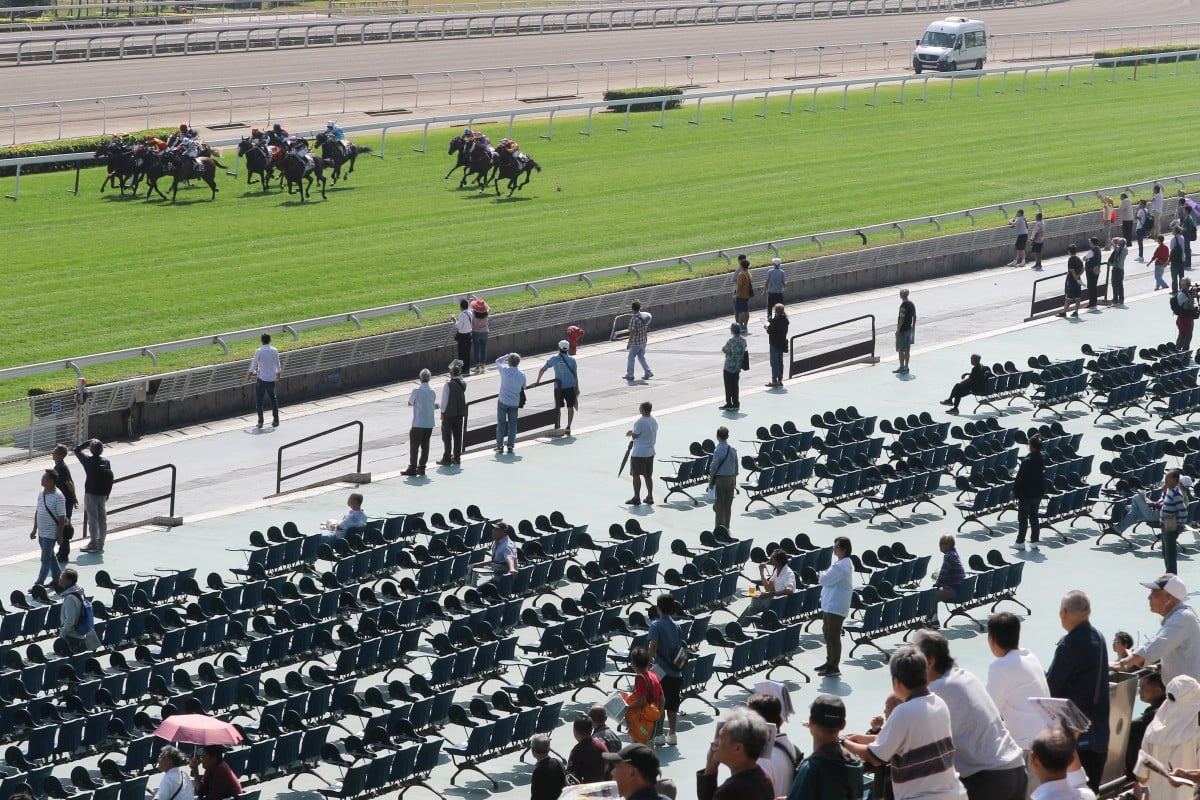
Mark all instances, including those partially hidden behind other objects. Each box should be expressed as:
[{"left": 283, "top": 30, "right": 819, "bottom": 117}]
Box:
[
  {"left": 275, "top": 419, "right": 365, "bottom": 494},
  {"left": 463, "top": 379, "right": 558, "bottom": 450},
  {"left": 1026, "top": 266, "right": 1110, "bottom": 321},
  {"left": 0, "top": 387, "right": 83, "bottom": 465},
  {"left": 788, "top": 314, "right": 878, "bottom": 377},
  {"left": 93, "top": 462, "right": 180, "bottom": 533}
]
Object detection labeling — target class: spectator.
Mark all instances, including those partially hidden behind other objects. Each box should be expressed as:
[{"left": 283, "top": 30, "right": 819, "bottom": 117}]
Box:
[
  {"left": 1151, "top": 234, "right": 1171, "bottom": 290},
  {"left": 1118, "top": 193, "right": 1135, "bottom": 243},
  {"left": 1114, "top": 573, "right": 1200, "bottom": 683},
  {"left": 1030, "top": 212, "right": 1046, "bottom": 270},
  {"left": 939, "top": 354, "right": 989, "bottom": 414},
  {"left": 764, "top": 258, "right": 786, "bottom": 319},
  {"left": 930, "top": 535, "right": 964, "bottom": 625},
  {"left": 627, "top": 647, "right": 664, "bottom": 745},
  {"left": 603, "top": 744, "right": 665, "bottom": 800},
  {"left": 470, "top": 298, "right": 490, "bottom": 374},
  {"left": 842, "top": 646, "right": 967, "bottom": 800},
  {"left": 1135, "top": 200, "right": 1150, "bottom": 262},
  {"left": 1113, "top": 469, "right": 1187, "bottom": 571},
  {"left": 31, "top": 469, "right": 65, "bottom": 591},
  {"left": 485, "top": 522, "right": 518, "bottom": 576},
  {"left": 1058, "top": 245, "right": 1083, "bottom": 318},
  {"left": 1135, "top": 676, "right": 1200, "bottom": 800},
  {"left": 320, "top": 492, "right": 366, "bottom": 541},
  {"left": 1029, "top": 727, "right": 1094, "bottom": 800},
  {"left": 739, "top": 548, "right": 796, "bottom": 624},
  {"left": 589, "top": 705, "right": 622, "bottom": 771},
  {"left": 865, "top": 695, "right": 902, "bottom": 800},
  {"left": 1046, "top": 590, "right": 1109, "bottom": 790},
  {"left": 530, "top": 734, "right": 567, "bottom": 800},
  {"left": 764, "top": 305, "right": 789, "bottom": 388},
  {"left": 247, "top": 332, "right": 282, "bottom": 429},
  {"left": 914, "top": 631, "right": 1027, "bottom": 800},
  {"left": 623, "top": 301, "right": 654, "bottom": 381},
  {"left": 1099, "top": 195, "right": 1114, "bottom": 247},
  {"left": 537, "top": 340, "right": 579, "bottom": 437},
  {"left": 1108, "top": 237, "right": 1128, "bottom": 306},
  {"left": 986, "top": 612, "right": 1050, "bottom": 757},
  {"left": 153, "top": 747, "right": 196, "bottom": 800},
  {"left": 1171, "top": 225, "right": 1188, "bottom": 294},
  {"left": 451, "top": 299, "right": 473, "bottom": 372},
  {"left": 1083, "top": 237, "right": 1102, "bottom": 309},
  {"left": 1125, "top": 672, "right": 1166, "bottom": 780},
  {"left": 74, "top": 438, "right": 112, "bottom": 555},
  {"left": 189, "top": 745, "right": 242, "bottom": 800},
  {"left": 437, "top": 360, "right": 467, "bottom": 467},
  {"left": 1180, "top": 199, "right": 1197, "bottom": 271},
  {"left": 1012, "top": 435, "right": 1044, "bottom": 551},
  {"left": 1007, "top": 210, "right": 1028, "bottom": 267},
  {"left": 50, "top": 444, "right": 77, "bottom": 565},
  {"left": 495, "top": 353, "right": 526, "bottom": 454},
  {"left": 1176, "top": 278, "right": 1196, "bottom": 351},
  {"left": 401, "top": 369, "right": 438, "bottom": 477},
  {"left": 625, "top": 402, "right": 658, "bottom": 506},
  {"left": 785, "top": 695, "right": 863, "bottom": 800},
  {"left": 734, "top": 256, "right": 753, "bottom": 332},
  {"left": 706, "top": 427, "right": 739, "bottom": 532},
  {"left": 1151, "top": 184, "right": 1164, "bottom": 237},
  {"left": 646, "top": 595, "right": 684, "bottom": 746},
  {"left": 1111, "top": 631, "right": 1134, "bottom": 661},
  {"left": 57, "top": 568, "right": 99, "bottom": 654},
  {"left": 894, "top": 289, "right": 916, "bottom": 374},
  {"left": 697, "top": 708, "right": 775, "bottom": 800},
  {"left": 720, "top": 324, "right": 747, "bottom": 411},
  {"left": 748, "top": 693, "right": 802, "bottom": 797},
  {"left": 817, "top": 536, "right": 854, "bottom": 678},
  {"left": 567, "top": 713, "right": 609, "bottom": 784}
]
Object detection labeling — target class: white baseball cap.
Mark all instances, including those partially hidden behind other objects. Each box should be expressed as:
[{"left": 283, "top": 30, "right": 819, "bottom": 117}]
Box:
[
  {"left": 558, "top": 340, "right": 569, "bottom": 351},
  {"left": 772, "top": 257, "right": 782, "bottom": 266},
  {"left": 1140, "top": 573, "right": 1188, "bottom": 600}
]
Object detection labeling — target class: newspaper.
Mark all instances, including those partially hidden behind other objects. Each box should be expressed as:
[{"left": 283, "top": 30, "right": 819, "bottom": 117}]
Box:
[
  {"left": 1028, "top": 697, "right": 1092, "bottom": 733},
  {"left": 559, "top": 781, "right": 621, "bottom": 800}
]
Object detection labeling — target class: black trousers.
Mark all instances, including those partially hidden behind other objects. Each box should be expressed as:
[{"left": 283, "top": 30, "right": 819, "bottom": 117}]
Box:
[
  {"left": 1086, "top": 271, "right": 1099, "bottom": 306},
  {"left": 441, "top": 415, "right": 465, "bottom": 460},
  {"left": 1016, "top": 496, "right": 1040, "bottom": 543},
  {"left": 454, "top": 333, "right": 472, "bottom": 370},
  {"left": 949, "top": 379, "right": 974, "bottom": 404},
  {"left": 722, "top": 369, "right": 740, "bottom": 408},
  {"left": 409, "top": 427, "right": 432, "bottom": 468}
]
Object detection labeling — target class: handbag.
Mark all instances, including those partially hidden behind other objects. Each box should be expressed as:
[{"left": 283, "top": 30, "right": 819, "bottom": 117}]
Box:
[
  {"left": 518, "top": 388, "right": 527, "bottom": 408},
  {"left": 740, "top": 350, "right": 750, "bottom": 371}
]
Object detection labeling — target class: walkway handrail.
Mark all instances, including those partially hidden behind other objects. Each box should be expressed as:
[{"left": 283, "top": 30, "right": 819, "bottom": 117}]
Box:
[
  {"left": 1026, "top": 266, "right": 1111, "bottom": 321},
  {"left": 788, "top": 314, "right": 878, "bottom": 377},
  {"left": 463, "top": 379, "right": 559, "bottom": 449},
  {"left": 103, "top": 462, "right": 178, "bottom": 527},
  {"left": 275, "top": 420, "right": 365, "bottom": 494}
]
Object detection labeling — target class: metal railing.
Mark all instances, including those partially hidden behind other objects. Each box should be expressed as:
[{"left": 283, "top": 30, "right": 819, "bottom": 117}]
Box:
[
  {"left": 463, "top": 379, "right": 557, "bottom": 449},
  {"left": 275, "top": 420, "right": 364, "bottom": 494},
  {"left": 1026, "top": 266, "right": 1111, "bottom": 321},
  {"left": 788, "top": 314, "right": 878, "bottom": 378},
  {"left": 95, "top": 462, "right": 179, "bottom": 532}
]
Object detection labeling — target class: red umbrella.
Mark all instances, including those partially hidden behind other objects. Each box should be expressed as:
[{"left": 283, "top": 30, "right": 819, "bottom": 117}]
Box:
[{"left": 153, "top": 714, "right": 244, "bottom": 746}]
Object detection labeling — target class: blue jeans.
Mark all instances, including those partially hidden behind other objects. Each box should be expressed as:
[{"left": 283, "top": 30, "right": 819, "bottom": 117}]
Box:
[
  {"left": 255, "top": 379, "right": 279, "bottom": 424},
  {"left": 36, "top": 536, "right": 62, "bottom": 586},
  {"left": 472, "top": 332, "right": 489, "bottom": 366},
  {"left": 769, "top": 347, "right": 784, "bottom": 382},
  {"left": 626, "top": 344, "right": 651, "bottom": 378},
  {"left": 496, "top": 403, "right": 519, "bottom": 448}
]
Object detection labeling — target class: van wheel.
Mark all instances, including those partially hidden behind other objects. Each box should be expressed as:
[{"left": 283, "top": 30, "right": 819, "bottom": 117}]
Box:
[
  {"left": 974, "top": 58, "right": 983, "bottom": 70},
  {"left": 946, "top": 61, "right": 957, "bottom": 72},
  {"left": 914, "top": 64, "right": 922, "bottom": 74}
]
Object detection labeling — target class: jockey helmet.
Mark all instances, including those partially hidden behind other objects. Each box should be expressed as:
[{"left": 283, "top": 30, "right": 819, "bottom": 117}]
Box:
[
  {"left": 463, "top": 128, "right": 472, "bottom": 136},
  {"left": 180, "top": 123, "right": 188, "bottom": 130},
  {"left": 273, "top": 124, "right": 283, "bottom": 131},
  {"left": 251, "top": 128, "right": 260, "bottom": 136},
  {"left": 326, "top": 120, "right": 336, "bottom": 128}
]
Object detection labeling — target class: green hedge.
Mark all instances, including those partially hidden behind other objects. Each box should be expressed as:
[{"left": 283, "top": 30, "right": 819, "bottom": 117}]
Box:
[
  {"left": 603, "top": 87, "right": 683, "bottom": 113},
  {"left": 0, "top": 127, "right": 177, "bottom": 177},
  {"left": 1094, "top": 45, "right": 1199, "bottom": 67}
]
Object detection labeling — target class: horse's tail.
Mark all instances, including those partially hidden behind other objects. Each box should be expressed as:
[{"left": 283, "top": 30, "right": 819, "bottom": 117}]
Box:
[
  {"left": 356, "top": 145, "right": 373, "bottom": 154},
  {"left": 209, "top": 148, "right": 222, "bottom": 157},
  {"left": 210, "top": 159, "right": 227, "bottom": 169},
  {"left": 531, "top": 160, "right": 542, "bottom": 172}
]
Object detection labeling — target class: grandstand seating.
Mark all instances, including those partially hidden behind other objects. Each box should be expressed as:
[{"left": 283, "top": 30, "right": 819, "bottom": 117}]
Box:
[
  {"left": 660, "top": 440, "right": 714, "bottom": 505},
  {"left": 970, "top": 361, "right": 1035, "bottom": 414}
]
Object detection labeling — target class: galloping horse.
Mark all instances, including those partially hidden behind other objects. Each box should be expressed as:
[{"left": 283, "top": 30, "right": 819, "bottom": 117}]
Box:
[
  {"left": 94, "top": 141, "right": 139, "bottom": 195},
  {"left": 237, "top": 137, "right": 276, "bottom": 192},
  {"left": 280, "top": 152, "right": 328, "bottom": 202},
  {"left": 162, "top": 150, "right": 224, "bottom": 202},
  {"left": 133, "top": 146, "right": 171, "bottom": 201},
  {"left": 446, "top": 135, "right": 493, "bottom": 189},
  {"left": 491, "top": 149, "right": 540, "bottom": 197},
  {"left": 314, "top": 132, "right": 370, "bottom": 184}
]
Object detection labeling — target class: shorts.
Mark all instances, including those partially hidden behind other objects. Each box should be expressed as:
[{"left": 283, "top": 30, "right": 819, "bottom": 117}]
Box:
[
  {"left": 659, "top": 675, "right": 682, "bottom": 713},
  {"left": 1065, "top": 282, "right": 1081, "bottom": 300},
  {"left": 734, "top": 298, "right": 749, "bottom": 314},
  {"left": 1031, "top": 240, "right": 1044, "bottom": 254},
  {"left": 630, "top": 456, "right": 653, "bottom": 477},
  {"left": 1015, "top": 234, "right": 1028, "bottom": 250},
  {"left": 554, "top": 386, "right": 578, "bottom": 408},
  {"left": 895, "top": 330, "right": 913, "bottom": 354}
]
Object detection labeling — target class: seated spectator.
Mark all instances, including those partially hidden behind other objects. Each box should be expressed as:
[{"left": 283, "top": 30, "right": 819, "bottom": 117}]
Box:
[
  {"left": 485, "top": 521, "right": 518, "bottom": 576},
  {"left": 627, "top": 647, "right": 664, "bottom": 744},
  {"left": 739, "top": 549, "right": 796, "bottom": 624},
  {"left": 1125, "top": 672, "right": 1166, "bottom": 780},
  {"left": 1029, "top": 727, "right": 1094, "bottom": 800},
  {"left": 1134, "top": 676, "right": 1200, "bottom": 800},
  {"left": 748, "top": 693, "right": 802, "bottom": 796},
  {"left": 940, "top": 354, "right": 991, "bottom": 413},
  {"left": 1112, "top": 631, "right": 1134, "bottom": 661},
  {"left": 785, "top": 694, "right": 863, "bottom": 800},
  {"left": 929, "top": 535, "right": 964, "bottom": 624},
  {"left": 320, "top": 492, "right": 367, "bottom": 541},
  {"left": 189, "top": 745, "right": 242, "bottom": 800},
  {"left": 530, "top": 734, "right": 566, "bottom": 800},
  {"left": 603, "top": 744, "right": 666, "bottom": 800},
  {"left": 865, "top": 695, "right": 901, "bottom": 800},
  {"left": 589, "top": 705, "right": 622, "bottom": 775},
  {"left": 696, "top": 708, "right": 775, "bottom": 800},
  {"left": 567, "top": 714, "right": 609, "bottom": 784},
  {"left": 153, "top": 747, "right": 196, "bottom": 800}
]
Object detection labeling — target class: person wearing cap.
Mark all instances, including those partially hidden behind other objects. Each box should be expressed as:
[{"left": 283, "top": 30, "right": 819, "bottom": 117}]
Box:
[
  {"left": 537, "top": 341, "right": 579, "bottom": 437},
  {"left": 189, "top": 744, "right": 242, "bottom": 800},
  {"left": 697, "top": 707, "right": 775, "bottom": 800},
  {"left": 623, "top": 301, "right": 654, "bottom": 382},
  {"left": 530, "top": 733, "right": 567, "bottom": 800},
  {"left": 469, "top": 298, "right": 490, "bottom": 374},
  {"left": 747, "top": 693, "right": 802, "bottom": 796},
  {"left": 451, "top": 299, "right": 474, "bottom": 372},
  {"left": 720, "top": 324, "right": 747, "bottom": 411},
  {"left": 437, "top": 361, "right": 467, "bottom": 467},
  {"left": 784, "top": 694, "right": 863, "bottom": 800},
  {"left": 764, "top": 258, "right": 786, "bottom": 320},
  {"left": 1114, "top": 574, "right": 1200, "bottom": 683},
  {"left": 484, "top": 521, "right": 518, "bottom": 576},
  {"left": 842, "top": 646, "right": 967, "bottom": 800},
  {"left": 603, "top": 743, "right": 668, "bottom": 800},
  {"left": 913, "top": 631, "right": 1027, "bottom": 800},
  {"left": 1045, "top": 591, "right": 1109, "bottom": 790}
]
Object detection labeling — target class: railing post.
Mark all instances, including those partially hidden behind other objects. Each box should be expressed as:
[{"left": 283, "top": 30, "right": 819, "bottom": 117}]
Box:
[
  {"left": 580, "top": 105, "right": 594, "bottom": 135},
  {"left": 95, "top": 99, "right": 107, "bottom": 135},
  {"left": 541, "top": 108, "right": 555, "bottom": 139}
]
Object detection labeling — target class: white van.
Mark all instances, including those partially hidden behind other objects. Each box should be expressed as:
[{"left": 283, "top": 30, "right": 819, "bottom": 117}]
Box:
[{"left": 912, "top": 17, "right": 987, "bottom": 73}]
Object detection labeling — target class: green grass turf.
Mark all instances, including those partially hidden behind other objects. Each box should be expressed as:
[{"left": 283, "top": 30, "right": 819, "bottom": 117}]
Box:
[{"left": 4, "top": 64, "right": 1199, "bottom": 396}]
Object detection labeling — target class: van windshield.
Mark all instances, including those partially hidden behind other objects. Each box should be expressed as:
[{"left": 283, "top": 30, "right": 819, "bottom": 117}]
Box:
[{"left": 920, "top": 30, "right": 956, "bottom": 48}]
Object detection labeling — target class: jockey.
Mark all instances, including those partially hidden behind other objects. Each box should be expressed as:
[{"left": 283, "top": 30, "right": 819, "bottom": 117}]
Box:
[
  {"left": 325, "top": 120, "right": 345, "bottom": 139},
  {"left": 268, "top": 123, "right": 292, "bottom": 149},
  {"left": 166, "top": 123, "right": 191, "bottom": 148},
  {"left": 250, "top": 128, "right": 266, "bottom": 146},
  {"left": 146, "top": 135, "right": 168, "bottom": 151},
  {"left": 291, "top": 137, "right": 310, "bottom": 159}
]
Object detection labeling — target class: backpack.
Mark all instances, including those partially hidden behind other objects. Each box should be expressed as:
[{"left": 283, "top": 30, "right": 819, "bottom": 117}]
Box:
[
  {"left": 1184, "top": 214, "right": 1197, "bottom": 242},
  {"left": 73, "top": 593, "right": 95, "bottom": 636},
  {"left": 93, "top": 458, "right": 114, "bottom": 497},
  {"left": 1171, "top": 293, "right": 1184, "bottom": 316},
  {"left": 669, "top": 643, "right": 690, "bottom": 670}
]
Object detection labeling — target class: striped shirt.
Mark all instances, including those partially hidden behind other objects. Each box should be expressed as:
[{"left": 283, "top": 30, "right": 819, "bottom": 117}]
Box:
[
  {"left": 1161, "top": 485, "right": 1188, "bottom": 521},
  {"left": 869, "top": 691, "right": 966, "bottom": 800}
]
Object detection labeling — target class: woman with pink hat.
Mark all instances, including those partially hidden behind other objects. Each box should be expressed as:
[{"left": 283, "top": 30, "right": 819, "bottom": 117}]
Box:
[{"left": 470, "top": 298, "right": 490, "bottom": 374}]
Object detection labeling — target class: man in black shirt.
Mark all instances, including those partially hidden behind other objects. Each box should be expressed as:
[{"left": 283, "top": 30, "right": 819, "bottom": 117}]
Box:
[
  {"left": 530, "top": 734, "right": 566, "bottom": 800},
  {"left": 940, "top": 354, "right": 990, "bottom": 413},
  {"left": 605, "top": 744, "right": 670, "bottom": 800},
  {"left": 51, "top": 444, "right": 77, "bottom": 564},
  {"left": 1012, "top": 435, "right": 1044, "bottom": 551},
  {"left": 894, "top": 290, "right": 916, "bottom": 375},
  {"left": 1046, "top": 590, "right": 1109, "bottom": 790},
  {"left": 1085, "top": 236, "right": 1103, "bottom": 308},
  {"left": 1124, "top": 672, "right": 1165, "bottom": 780}
]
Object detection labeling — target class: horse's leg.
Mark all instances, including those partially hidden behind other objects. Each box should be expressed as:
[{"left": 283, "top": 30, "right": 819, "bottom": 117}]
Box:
[
  {"left": 346, "top": 154, "right": 355, "bottom": 177},
  {"left": 208, "top": 169, "right": 218, "bottom": 200},
  {"left": 170, "top": 177, "right": 179, "bottom": 203}
]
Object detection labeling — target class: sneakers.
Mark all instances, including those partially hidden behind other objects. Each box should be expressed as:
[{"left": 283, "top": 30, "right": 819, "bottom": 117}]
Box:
[
  {"left": 1006, "top": 260, "right": 1018, "bottom": 266},
  {"left": 821, "top": 669, "right": 841, "bottom": 678},
  {"left": 1012, "top": 542, "right": 1026, "bottom": 551},
  {"left": 643, "top": 372, "right": 654, "bottom": 380},
  {"left": 654, "top": 735, "right": 667, "bottom": 746},
  {"left": 494, "top": 445, "right": 504, "bottom": 453},
  {"left": 665, "top": 734, "right": 677, "bottom": 746},
  {"left": 622, "top": 375, "right": 634, "bottom": 381},
  {"left": 1015, "top": 261, "right": 1026, "bottom": 267},
  {"left": 1135, "top": 257, "right": 1145, "bottom": 263},
  {"left": 1030, "top": 543, "right": 1040, "bottom": 551},
  {"left": 939, "top": 399, "right": 953, "bottom": 406},
  {"left": 506, "top": 446, "right": 514, "bottom": 454}
]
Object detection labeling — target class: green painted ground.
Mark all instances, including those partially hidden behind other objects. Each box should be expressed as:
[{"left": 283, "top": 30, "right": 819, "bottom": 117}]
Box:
[{"left": 4, "top": 64, "right": 1199, "bottom": 394}]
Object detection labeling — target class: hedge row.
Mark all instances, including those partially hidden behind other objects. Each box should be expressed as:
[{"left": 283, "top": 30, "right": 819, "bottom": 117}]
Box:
[
  {"left": 603, "top": 86, "right": 683, "bottom": 113},
  {"left": 0, "top": 127, "right": 176, "bottom": 177},
  {"left": 1094, "top": 45, "right": 1199, "bottom": 67}
]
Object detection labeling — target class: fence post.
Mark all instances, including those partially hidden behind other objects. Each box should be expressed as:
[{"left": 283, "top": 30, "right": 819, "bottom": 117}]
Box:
[
  {"left": 541, "top": 108, "right": 556, "bottom": 139},
  {"left": 579, "top": 105, "right": 594, "bottom": 135},
  {"left": 415, "top": 121, "right": 430, "bottom": 153}
]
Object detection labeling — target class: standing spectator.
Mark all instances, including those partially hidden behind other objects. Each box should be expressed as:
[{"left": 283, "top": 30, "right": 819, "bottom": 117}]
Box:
[
  {"left": 50, "top": 444, "right": 77, "bottom": 565},
  {"left": 589, "top": 705, "right": 623, "bottom": 771},
  {"left": 436, "top": 361, "right": 467, "bottom": 467},
  {"left": 495, "top": 353, "right": 526, "bottom": 454},
  {"left": 720, "top": 324, "right": 747, "bottom": 411},
  {"left": 1029, "top": 728, "right": 1095, "bottom": 800},
  {"left": 785, "top": 695, "right": 863, "bottom": 800},
  {"left": 842, "top": 646, "right": 967, "bottom": 800},
  {"left": 646, "top": 595, "right": 684, "bottom": 746},
  {"left": 152, "top": 748, "right": 196, "bottom": 800},
  {"left": 625, "top": 402, "right": 658, "bottom": 506},
  {"left": 748, "top": 693, "right": 802, "bottom": 797},
  {"left": 470, "top": 298, "right": 490, "bottom": 375},
  {"left": 566, "top": 714, "right": 609, "bottom": 785},
  {"left": 530, "top": 734, "right": 567, "bottom": 800},
  {"left": 1118, "top": 193, "right": 1135, "bottom": 244},
  {"left": 1151, "top": 234, "right": 1171, "bottom": 290},
  {"left": 739, "top": 549, "right": 796, "bottom": 624},
  {"left": 1099, "top": 195, "right": 1114, "bottom": 247},
  {"left": 485, "top": 522, "right": 518, "bottom": 576},
  {"left": 1030, "top": 212, "right": 1046, "bottom": 270},
  {"left": 930, "top": 535, "right": 964, "bottom": 624},
  {"left": 696, "top": 708, "right": 775, "bottom": 800},
  {"left": 74, "top": 439, "right": 112, "bottom": 555},
  {"left": 1126, "top": 672, "right": 1166, "bottom": 780},
  {"left": 734, "top": 256, "right": 753, "bottom": 332},
  {"left": 1171, "top": 225, "right": 1188, "bottom": 294},
  {"left": 1176, "top": 279, "right": 1196, "bottom": 351},
  {"left": 1046, "top": 590, "right": 1109, "bottom": 790},
  {"left": 765, "top": 305, "right": 789, "bottom": 388},
  {"left": 1013, "top": 435, "right": 1044, "bottom": 551},
  {"left": 1115, "top": 573, "right": 1200, "bottom": 683},
  {"left": 401, "top": 369, "right": 437, "bottom": 477},
  {"left": 604, "top": 744, "right": 664, "bottom": 800},
  {"left": 894, "top": 290, "right": 916, "bottom": 375},
  {"left": 764, "top": 258, "right": 786, "bottom": 319},
  {"left": 247, "top": 333, "right": 281, "bottom": 429},
  {"left": 706, "top": 427, "right": 738, "bottom": 532},
  {"left": 1108, "top": 237, "right": 1128, "bottom": 305},
  {"left": 939, "top": 354, "right": 989, "bottom": 414},
  {"left": 189, "top": 745, "right": 242, "bottom": 800},
  {"left": 913, "top": 631, "right": 1027, "bottom": 800},
  {"left": 1135, "top": 200, "right": 1150, "bottom": 262},
  {"left": 817, "top": 536, "right": 853, "bottom": 678},
  {"left": 1151, "top": 183, "right": 1164, "bottom": 237},
  {"left": 623, "top": 301, "right": 654, "bottom": 381},
  {"left": 1083, "top": 237, "right": 1102, "bottom": 309},
  {"left": 1059, "top": 245, "right": 1083, "bottom": 318},
  {"left": 537, "top": 341, "right": 579, "bottom": 437},
  {"left": 451, "top": 299, "right": 473, "bottom": 372},
  {"left": 1161, "top": 470, "right": 1189, "bottom": 574},
  {"left": 1179, "top": 199, "right": 1196, "bottom": 271},
  {"left": 985, "top": 612, "right": 1051, "bottom": 757},
  {"left": 627, "top": 647, "right": 664, "bottom": 745},
  {"left": 31, "top": 470, "right": 65, "bottom": 592},
  {"left": 1134, "top": 676, "right": 1200, "bottom": 800},
  {"left": 1007, "top": 210, "right": 1028, "bottom": 267}
]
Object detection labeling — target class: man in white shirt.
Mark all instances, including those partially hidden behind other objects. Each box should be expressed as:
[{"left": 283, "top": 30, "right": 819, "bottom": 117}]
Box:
[
  {"left": 402, "top": 369, "right": 438, "bottom": 477},
  {"left": 1029, "top": 728, "right": 1094, "bottom": 800},
  {"left": 624, "top": 401, "right": 658, "bottom": 505},
  {"left": 986, "top": 612, "right": 1051, "bottom": 754},
  {"left": 451, "top": 299, "right": 474, "bottom": 372},
  {"left": 1113, "top": 573, "right": 1200, "bottom": 684},
  {"left": 738, "top": 549, "right": 795, "bottom": 624},
  {"left": 247, "top": 333, "right": 282, "bottom": 429},
  {"left": 817, "top": 537, "right": 854, "bottom": 678}
]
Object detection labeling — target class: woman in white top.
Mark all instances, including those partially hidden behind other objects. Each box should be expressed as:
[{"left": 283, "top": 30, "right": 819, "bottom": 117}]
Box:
[
  {"left": 153, "top": 746, "right": 196, "bottom": 800},
  {"left": 738, "top": 549, "right": 795, "bottom": 623}
]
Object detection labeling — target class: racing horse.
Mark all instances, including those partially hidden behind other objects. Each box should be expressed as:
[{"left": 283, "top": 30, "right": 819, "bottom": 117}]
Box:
[
  {"left": 236, "top": 137, "right": 276, "bottom": 192},
  {"left": 446, "top": 135, "right": 493, "bottom": 189},
  {"left": 94, "top": 140, "right": 139, "bottom": 195},
  {"left": 314, "top": 132, "right": 370, "bottom": 185},
  {"left": 161, "top": 150, "right": 224, "bottom": 202},
  {"left": 133, "top": 145, "right": 172, "bottom": 201},
  {"left": 280, "top": 151, "right": 328, "bottom": 202},
  {"left": 490, "top": 148, "right": 540, "bottom": 197}
]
